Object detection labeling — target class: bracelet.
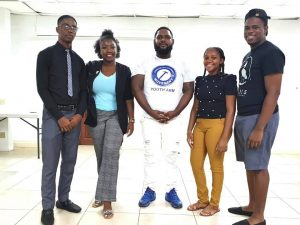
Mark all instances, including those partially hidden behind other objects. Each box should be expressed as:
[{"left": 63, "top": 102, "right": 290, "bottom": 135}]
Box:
[{"left": 129, "top": 118, "right": 135, "bottom": 123}]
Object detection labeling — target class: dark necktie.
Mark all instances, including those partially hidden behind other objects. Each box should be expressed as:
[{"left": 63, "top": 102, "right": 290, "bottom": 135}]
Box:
[{"left": 66, "top": 49, "right": 73, "bottom": 97}]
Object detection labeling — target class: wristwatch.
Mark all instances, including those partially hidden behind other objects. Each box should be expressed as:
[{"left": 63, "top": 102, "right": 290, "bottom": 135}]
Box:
[{"left": 129, "top": 118, "right": 135, "bottom": 123}]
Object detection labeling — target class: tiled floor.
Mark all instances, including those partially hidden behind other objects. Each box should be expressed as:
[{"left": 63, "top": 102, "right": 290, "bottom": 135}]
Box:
[{"left": 0, "top": 144, "right": 300, "bottom": 225}]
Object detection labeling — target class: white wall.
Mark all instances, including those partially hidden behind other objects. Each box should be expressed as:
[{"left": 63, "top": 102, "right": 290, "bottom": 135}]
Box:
[
  {"left": 0, "top": 8, "right": 11, "bottom": 103},
  {"left": 1, "top": 14, "right": 300, "bottom": 153}
]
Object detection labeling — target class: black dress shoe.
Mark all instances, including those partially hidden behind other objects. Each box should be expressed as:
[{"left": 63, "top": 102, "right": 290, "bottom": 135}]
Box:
[
  {"left": 228, "top": 206, "right": 253, "bottom": 216},
  {"left": 41, "top": 209, "right": 54, "bottom": 225},
  {"left": 56, "top": 199, "right": 81, "bottom": 213},
  {"left": 232, "top": 219, "right": 266, "bottom": 225},
  {"left": 233, "top": 219, "right": 250, "bottom": 225}
]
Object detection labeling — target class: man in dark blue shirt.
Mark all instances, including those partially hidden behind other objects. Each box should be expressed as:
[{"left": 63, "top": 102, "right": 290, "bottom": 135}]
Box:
[
  {"left": 228, "top": 9, "right": 285, "bottom": 225},
  {"left": 36, "top": 15, "right": 87, "bottom": 225}
]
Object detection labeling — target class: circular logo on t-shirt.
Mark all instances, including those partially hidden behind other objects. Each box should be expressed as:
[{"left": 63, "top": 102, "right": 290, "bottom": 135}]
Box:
[{"left": 151, "top": 65, "right": 176, "bottom": 86}]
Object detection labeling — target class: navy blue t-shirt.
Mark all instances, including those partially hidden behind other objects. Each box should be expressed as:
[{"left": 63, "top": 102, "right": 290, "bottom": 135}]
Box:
[
  {"left": 237, "top": 41, "right": 285, "bottom": 116},
  {"left": 195, "top": 73, "right": 237, "bottom": 119}
]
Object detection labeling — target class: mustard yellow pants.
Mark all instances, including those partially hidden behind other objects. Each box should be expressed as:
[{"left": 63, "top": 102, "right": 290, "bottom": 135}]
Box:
[{"left": 190, "top": 118, "right": 225, "bottom": 207}]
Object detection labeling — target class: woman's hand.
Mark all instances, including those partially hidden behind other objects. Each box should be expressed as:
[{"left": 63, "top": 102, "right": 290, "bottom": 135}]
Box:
[
  {"left": 216, "top": 138, "right": 228, "bottom": 153},
  {"left": 187, "top": 131, "right": 194, "bottom": 149},
  {"left": 126, "top": 121, "right": 134, "bottom": 137}
]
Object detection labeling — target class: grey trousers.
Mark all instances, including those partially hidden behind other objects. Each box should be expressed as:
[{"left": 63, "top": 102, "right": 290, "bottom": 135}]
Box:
[
  {"left": 89, "top": 110, "right": 123, "bottom": 202},
  {"left": 41, "top": 107, "right": 81, "bottom": 210}
]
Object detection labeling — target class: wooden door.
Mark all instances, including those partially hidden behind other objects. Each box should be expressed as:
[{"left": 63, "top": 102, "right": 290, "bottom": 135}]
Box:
[{"left": 79, "top": 113, "right": 93, "bottom": 145}]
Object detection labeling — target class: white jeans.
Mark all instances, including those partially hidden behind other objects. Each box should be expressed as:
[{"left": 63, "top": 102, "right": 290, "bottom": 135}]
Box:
[{"left": 141, "top": 116, "right": 181, "bottom": 192}]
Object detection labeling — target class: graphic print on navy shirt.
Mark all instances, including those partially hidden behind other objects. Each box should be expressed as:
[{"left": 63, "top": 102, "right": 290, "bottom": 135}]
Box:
[
  {"left": 238, "top": 55, "right": 252, "bottom": 97},
  {"left": 152, "top": 65, "right": 176, "bottom": 87}
]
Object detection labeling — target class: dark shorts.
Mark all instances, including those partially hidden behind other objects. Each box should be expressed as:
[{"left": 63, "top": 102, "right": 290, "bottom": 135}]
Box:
[{"left": 234, "top": 112, "right": 279, "bottom": 170}]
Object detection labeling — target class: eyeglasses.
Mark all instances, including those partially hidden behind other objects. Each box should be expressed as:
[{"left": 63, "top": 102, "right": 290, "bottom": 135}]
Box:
[
  {"left": 60, "top": 24, "right": 78, "bottom": 32},
  {"left": 155, "top": 35, "right": 172, "bottom": 40}
]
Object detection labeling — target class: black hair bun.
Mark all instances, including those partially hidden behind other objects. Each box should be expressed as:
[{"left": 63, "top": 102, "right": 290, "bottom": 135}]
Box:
[{"left": 101, "top": 29, "right": 114, "bottom": 38}]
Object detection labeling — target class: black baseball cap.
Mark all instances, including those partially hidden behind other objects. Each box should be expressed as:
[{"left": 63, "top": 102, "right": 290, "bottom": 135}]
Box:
[{"left": 245, "top": 8, "right": 271, "bottom": 24}]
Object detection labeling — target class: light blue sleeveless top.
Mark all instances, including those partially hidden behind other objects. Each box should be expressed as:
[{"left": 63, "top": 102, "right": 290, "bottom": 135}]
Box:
[{"left": 93, "top": 71, "right": 117, "bottom": 111}]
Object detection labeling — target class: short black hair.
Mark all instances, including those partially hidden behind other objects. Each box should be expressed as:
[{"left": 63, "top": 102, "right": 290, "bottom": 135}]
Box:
[
  {"left": 94, "top": 29, "right": 121, "bottom": 59},
  {"left": 245, "top": 8, "right": 270, "bottom": 26},
  {"left": 57, "top": 15, "right": 77, "bottom": 26},
  {"left": 154, "top": 26, "right": 173, "bottom": 38}
]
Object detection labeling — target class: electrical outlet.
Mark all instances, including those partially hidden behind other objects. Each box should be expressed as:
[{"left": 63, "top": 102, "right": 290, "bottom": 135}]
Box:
[
  {"left": 0, "top": 98, "right": 5, "bottom": 105},
  {"left": 0, "top": 132, "right": 6, "bottom": 138}
]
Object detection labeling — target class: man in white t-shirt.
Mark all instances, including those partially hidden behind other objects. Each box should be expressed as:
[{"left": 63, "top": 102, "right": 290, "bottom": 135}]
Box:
[{"left": 132, "top": 26, "right": 194, "bottom": 209}]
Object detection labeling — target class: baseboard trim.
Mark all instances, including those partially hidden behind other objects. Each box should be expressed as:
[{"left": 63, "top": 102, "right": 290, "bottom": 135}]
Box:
[{"left": 14, "top": 141, "right": 37, "bottom": 148}]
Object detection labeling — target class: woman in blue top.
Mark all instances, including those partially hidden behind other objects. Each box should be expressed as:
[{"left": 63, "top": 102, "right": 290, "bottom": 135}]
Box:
[
  {"left": 85, "top": 29, "right": 134, "bottom": 219},
  {"left": 187, "top": 47, "right": 237, "bottom": 216}
]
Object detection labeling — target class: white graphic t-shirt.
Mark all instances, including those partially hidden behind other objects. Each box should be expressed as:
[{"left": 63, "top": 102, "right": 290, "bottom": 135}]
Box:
[{"left": 132, "top": 55, "right": 194, "bottom": 117}]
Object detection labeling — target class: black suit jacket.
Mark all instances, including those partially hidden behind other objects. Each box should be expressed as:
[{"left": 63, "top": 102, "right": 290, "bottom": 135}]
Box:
[{"left": 84, "top": 60, "right": 133, "bottom": 134}]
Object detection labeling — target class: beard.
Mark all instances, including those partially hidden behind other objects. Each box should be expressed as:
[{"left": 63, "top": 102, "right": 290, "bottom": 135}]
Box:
[{"left": 154, "top": 42, "right": 173, "bottom": 56}]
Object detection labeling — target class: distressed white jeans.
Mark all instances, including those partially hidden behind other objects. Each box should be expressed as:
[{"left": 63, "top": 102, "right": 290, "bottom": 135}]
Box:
[{"left": 141, "top": 116, "right": 181, "bottom": 192}]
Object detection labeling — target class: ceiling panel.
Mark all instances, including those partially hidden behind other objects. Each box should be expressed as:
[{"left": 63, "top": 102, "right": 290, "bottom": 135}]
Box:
[
  {"left": 0, "top": 0, "right": 299, "bottom": 19},
  {"left": 26, "top": 2, "right": 66, "bottom": 14},
  {"left": 0, "top": 1, "right": 35, "bottom": 14}
]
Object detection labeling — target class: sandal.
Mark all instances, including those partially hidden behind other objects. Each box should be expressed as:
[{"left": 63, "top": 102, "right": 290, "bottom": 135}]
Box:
[
  {"left": 92, "top": 200, "right": 103, "bottom": 208},
  {"left": 200, "top": 205, "right": 220, "bottom": 216},
  {"left": 102, "top": 209, "right": 114, "bottom": 219},
  {"left": 187, "top": 201, "right": 209, "bottom": 211}
]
